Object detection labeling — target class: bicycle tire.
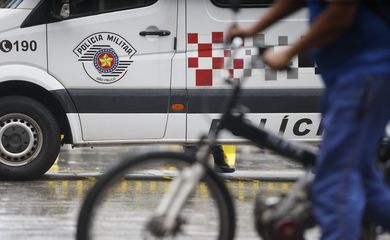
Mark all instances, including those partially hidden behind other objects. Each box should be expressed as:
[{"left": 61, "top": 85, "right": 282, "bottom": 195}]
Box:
[{"left": 77, "top": 151, "right": 236, "bottom": 240}]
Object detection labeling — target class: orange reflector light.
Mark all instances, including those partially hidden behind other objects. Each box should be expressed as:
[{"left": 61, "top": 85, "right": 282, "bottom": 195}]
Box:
[{"left": 171, "top": 103, "right": 185, "bottom": 111}]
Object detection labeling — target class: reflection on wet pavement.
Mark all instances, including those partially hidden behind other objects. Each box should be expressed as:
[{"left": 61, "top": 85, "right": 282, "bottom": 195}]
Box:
[
  {"left": 0, "top": 177, "right": 293, "bottom": 240},
  {"left": 0, "top": 145, "right": 388, "bottom": 239},
  {"left": 2, "top": 177, "right": 388, "bottom": 239}
]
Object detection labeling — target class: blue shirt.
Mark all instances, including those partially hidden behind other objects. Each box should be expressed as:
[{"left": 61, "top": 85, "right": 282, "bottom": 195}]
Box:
[{"left": 307, "top": 0, "right": 390, "bottom": 81}]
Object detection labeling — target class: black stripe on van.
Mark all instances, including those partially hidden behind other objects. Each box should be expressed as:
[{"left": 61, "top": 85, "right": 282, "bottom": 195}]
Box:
[
  {"left": 51, "top": 89, "right": 322, "bottom": 114},
  {"left": 188, "top": 89, "right": 322, "bottom": 113}
]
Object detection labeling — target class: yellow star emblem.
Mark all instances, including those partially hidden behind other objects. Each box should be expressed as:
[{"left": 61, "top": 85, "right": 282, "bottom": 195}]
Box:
[{"left": 99, "top": 54, "right": 114, "bottom": 67}]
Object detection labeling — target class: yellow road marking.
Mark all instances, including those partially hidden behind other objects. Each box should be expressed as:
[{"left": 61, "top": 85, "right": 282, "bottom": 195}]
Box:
[
  {"left": 135, "top": 181, "right": 142, "bottom": 192},
  {"left": 149, "top": 181, "right": 157, "bottom": 192},
  {"left": 42, "top": 178, "right": 296, "bottom": 203},
  {"left": 62, "top": 180, "right": 69, "bottom": 198},
  {"left": 238, "top": 181, "right": 245, "bottom": 201},
  {"left": 199, "top": 182, "right": 209, "bottom": 198},
  {"left": 120, "top": 181, "right": 128, "bottom": 193},
  {"left": 76, "top": 180, "right": 84, "bottom": 198},
  {"left": 48, "top": 157, "right": 59, "bottom": 173}
]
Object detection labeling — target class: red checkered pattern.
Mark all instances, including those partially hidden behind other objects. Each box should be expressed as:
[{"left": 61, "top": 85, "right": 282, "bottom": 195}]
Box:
[
  {"left": 187, "top": 32, "right": 245, "bottom": 86},
  {"left": 187, "top": 32, "right": 310, "bottom": 86}
]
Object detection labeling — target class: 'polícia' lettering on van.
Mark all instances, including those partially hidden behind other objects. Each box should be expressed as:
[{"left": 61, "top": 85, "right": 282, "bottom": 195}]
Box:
[{"left": 75, "top": 34, "right": 104, "bottom": 55}]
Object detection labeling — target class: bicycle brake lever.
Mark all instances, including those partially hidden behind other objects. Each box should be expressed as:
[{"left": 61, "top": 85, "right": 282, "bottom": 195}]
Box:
[
  {"left": 225, "top": 36, "right": 244, "bottom": 49},
  {"left": 257, "top": 45, "right": 293, "bottom": 71}
]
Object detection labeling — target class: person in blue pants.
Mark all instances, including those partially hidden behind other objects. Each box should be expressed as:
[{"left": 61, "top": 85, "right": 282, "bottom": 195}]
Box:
[{"left": 227, "top": 0, "right": 390, "bottom": 239}]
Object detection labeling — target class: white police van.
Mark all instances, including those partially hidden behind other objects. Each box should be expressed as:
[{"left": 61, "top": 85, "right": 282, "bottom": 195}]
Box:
[{"left": 0, "top": 0, "right": 322, "bottom": 179}]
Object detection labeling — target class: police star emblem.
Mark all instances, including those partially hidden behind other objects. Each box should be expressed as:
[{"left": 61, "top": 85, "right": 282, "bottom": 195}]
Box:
[{"left": 73, "top": 32, "right": 137, "bottom": 84}]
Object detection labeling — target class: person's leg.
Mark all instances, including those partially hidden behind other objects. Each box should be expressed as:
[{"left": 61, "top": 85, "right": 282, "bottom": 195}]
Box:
[
  {"left": 210, "top": 145, "right": 235, "bottom": 173},
  {"left": 359, "top": 75, "right": 390, "bottom": 230},
  {"left": 182, "top": 144, "right": 235, "bottom": 173},
  {"left": 363, "top": 161, "right": 390, "bottom": 230},
  {"left": 311, "top": 74, "right": 390, "bottom": 240},
  {"left": 311, "top": 94, "right": 365, "bottom": 240}
]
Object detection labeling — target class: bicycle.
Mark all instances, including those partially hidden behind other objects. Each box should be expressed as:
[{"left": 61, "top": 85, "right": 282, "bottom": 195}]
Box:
[{"left": 76, "top": 2, "right": 390, "bottom": 239}]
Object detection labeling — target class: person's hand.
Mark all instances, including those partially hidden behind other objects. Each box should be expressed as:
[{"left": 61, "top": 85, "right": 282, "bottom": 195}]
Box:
[
  {"left": 226, "top": 25, "right": 252, "bottom": 42},
  {"left": 263, "top": 48, "right": 293, "bottom": 70}
]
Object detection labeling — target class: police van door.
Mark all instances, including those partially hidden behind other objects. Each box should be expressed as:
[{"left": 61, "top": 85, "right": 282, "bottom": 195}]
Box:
[
  {"left": 47, "top": 0, "right": 177, "bottom": 141},
  {"left": 186, "top": 0, "right": 323, "bottom": 143}
]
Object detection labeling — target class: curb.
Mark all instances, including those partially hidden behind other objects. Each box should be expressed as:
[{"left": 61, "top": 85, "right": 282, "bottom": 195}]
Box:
[
  {"left": 220, "top": 170, "right": 304, "bottom": 181},
  {"left": 44, "top": 170, "right": 304, "bottom": 181}
]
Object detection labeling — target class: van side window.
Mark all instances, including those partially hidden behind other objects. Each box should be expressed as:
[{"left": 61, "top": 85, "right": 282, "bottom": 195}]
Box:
[
  {"left": 70, "top": 0, "right": 94, "bottom": 15},
  {"left": 0, "top": 0, "right": 22, "bottom": 8},
  {"left": 70, "top": 0, "right": 157, "bottom": 16},
  {"left": 211, "top": 0, "right": 274, "bottom": 7}
]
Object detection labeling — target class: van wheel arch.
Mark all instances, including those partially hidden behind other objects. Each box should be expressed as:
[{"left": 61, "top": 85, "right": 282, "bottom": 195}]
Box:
[{"left": 0, "top": 81, "right": 73, "bottom": 144}]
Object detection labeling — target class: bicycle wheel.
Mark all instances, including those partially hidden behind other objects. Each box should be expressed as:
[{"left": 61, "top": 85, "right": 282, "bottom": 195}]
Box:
[{"left": 77, "top": 151, "right": 235, "bottom": 240}]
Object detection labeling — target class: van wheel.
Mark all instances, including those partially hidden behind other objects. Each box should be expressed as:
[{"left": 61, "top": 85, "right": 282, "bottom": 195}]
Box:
[{"left": 0, "top": 96, "right": 61, "bottom": 180}]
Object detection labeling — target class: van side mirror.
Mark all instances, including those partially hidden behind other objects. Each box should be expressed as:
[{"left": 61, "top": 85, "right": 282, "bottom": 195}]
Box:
[
  {"left": 230, "top": 0, "right": 241, "bottom": 13},
  {"left": 51, "top": 0, "right": 70, "bottom": 20},
  {"left": 59, "top": 2, "right": 70, "bottom": 19}
]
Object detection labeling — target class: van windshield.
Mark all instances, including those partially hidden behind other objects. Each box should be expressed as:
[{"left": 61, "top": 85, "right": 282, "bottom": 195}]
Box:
[{"left": 0, "top": 0, "right": 22, "bottom": 8}]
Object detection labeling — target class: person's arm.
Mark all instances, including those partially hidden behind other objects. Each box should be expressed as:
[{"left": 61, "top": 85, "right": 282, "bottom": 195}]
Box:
[
  {"left": 227, "top": 0, "right": 305, "bottom": 39},
  {"left": 265, "top": 0, "right": 358, "bottom": 70}
]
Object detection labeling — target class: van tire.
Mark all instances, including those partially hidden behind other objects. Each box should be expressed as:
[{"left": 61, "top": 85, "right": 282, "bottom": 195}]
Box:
[{"left": 0, "top": 96, "right": 61, "bottom": 180}]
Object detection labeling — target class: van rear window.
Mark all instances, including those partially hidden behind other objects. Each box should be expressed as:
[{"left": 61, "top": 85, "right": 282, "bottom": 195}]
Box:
[
  {"left": 0, "top": 0, "right": 22, "bottom": 8},
  {"left": 212, "top": 0, "right": 274, "bottom": 8}
]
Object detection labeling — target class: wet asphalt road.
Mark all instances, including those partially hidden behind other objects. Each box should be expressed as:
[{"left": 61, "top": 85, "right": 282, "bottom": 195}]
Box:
[{"left": 0, "top": 145, "right": 389, "bottom": 239}]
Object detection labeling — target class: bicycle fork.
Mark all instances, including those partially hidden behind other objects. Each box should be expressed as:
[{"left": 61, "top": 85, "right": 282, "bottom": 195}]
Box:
[{"left": 146, "top": 161, "right": 207, "bottom": 237}]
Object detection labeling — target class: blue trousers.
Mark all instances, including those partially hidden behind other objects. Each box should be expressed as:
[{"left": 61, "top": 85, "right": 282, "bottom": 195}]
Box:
[{"left": 311, "top": 73, "right": 390, "bottom": 240}]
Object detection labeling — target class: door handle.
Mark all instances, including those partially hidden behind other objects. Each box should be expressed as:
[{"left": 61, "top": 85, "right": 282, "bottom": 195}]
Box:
[{"left": 139, "top": 30, "right": 171, "bottom": 37}]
